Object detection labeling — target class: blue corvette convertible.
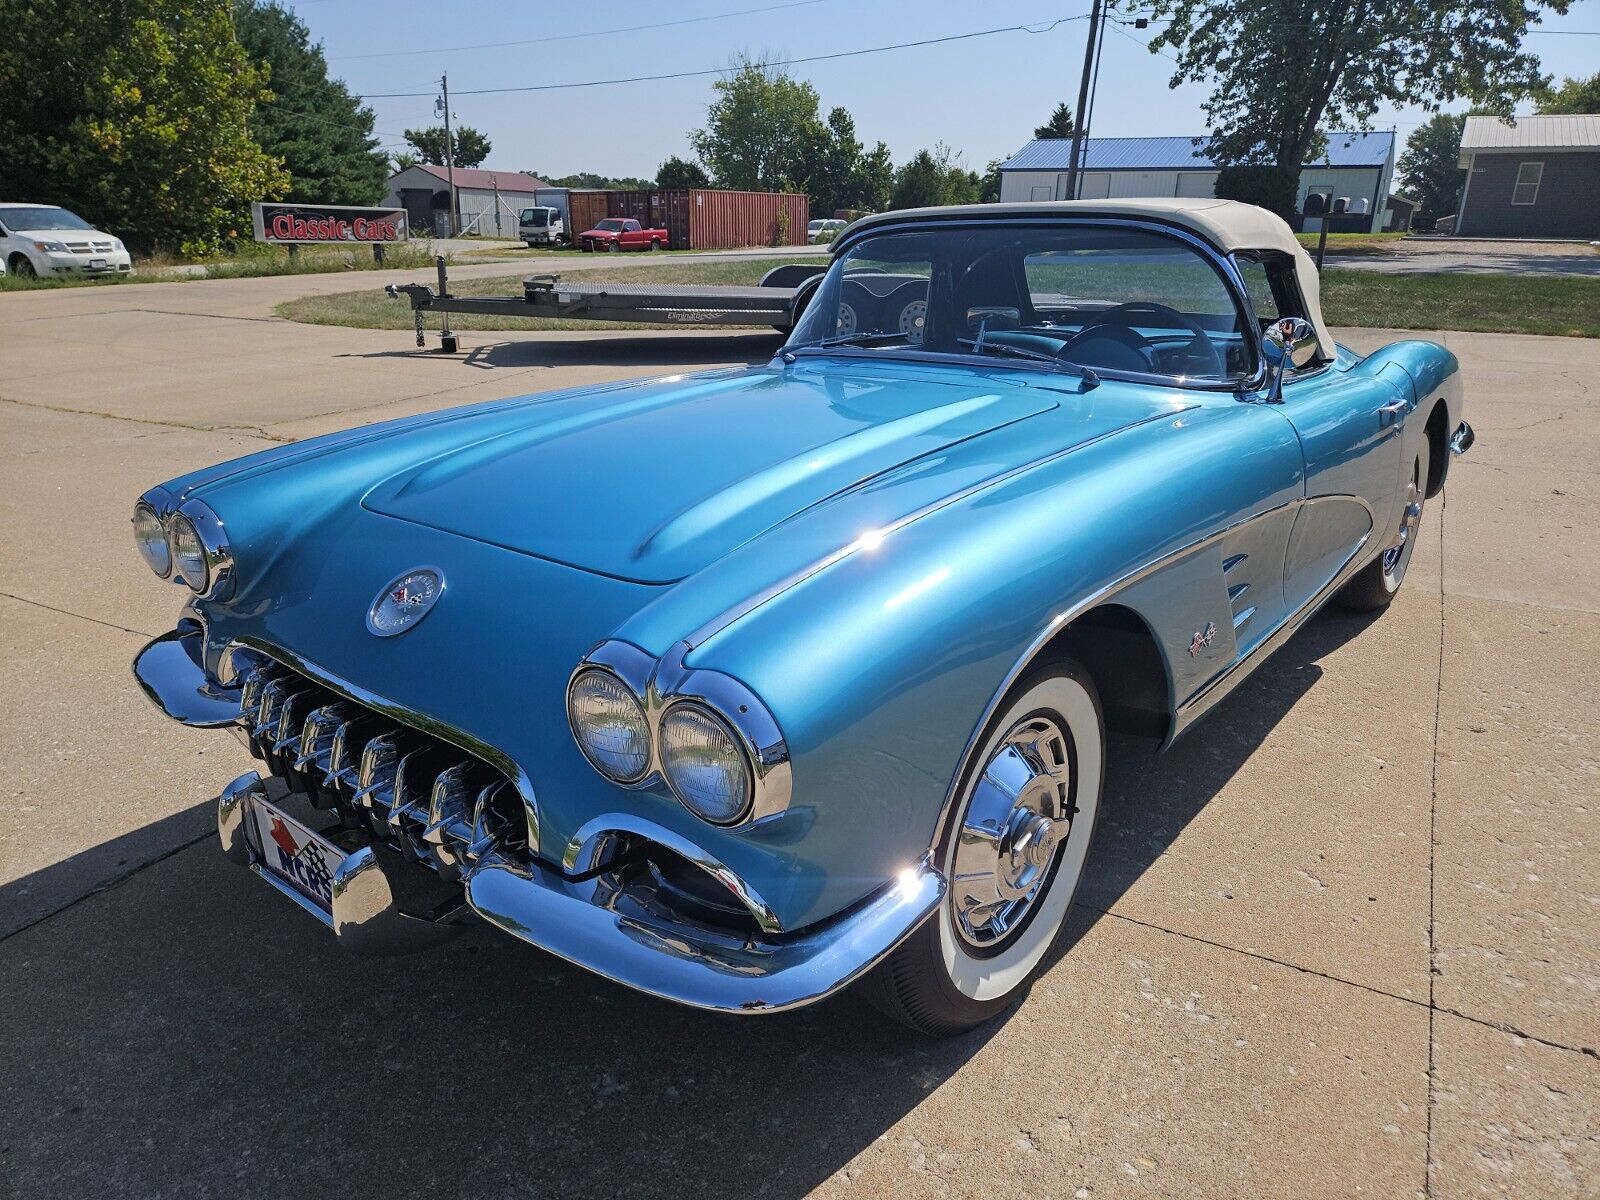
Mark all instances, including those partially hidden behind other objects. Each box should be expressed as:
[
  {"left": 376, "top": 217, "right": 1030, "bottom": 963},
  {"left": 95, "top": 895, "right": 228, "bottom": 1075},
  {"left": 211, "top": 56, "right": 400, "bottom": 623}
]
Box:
[{"left": 132, "top": 199, "right": 1472, "bottom": 1034}]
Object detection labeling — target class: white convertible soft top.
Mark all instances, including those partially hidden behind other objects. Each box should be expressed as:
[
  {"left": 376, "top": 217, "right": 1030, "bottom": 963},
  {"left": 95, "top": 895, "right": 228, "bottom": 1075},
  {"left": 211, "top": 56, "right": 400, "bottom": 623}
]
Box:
[{"left": 846, "top": 197, "right": 1335, "bottom": 360}]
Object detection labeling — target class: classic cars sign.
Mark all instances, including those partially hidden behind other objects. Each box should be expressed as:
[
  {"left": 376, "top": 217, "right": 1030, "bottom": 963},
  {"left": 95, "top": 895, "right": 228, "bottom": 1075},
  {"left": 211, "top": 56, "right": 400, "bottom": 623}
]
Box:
[{"left": 250, "top": 202, "right": 408, "bottom": 245}]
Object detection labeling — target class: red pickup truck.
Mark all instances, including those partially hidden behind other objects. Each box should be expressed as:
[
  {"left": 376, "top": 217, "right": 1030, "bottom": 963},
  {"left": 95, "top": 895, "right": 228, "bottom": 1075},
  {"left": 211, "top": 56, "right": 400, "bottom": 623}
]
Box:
[{"left": 578, "top": 217, "right": 668, "bottom": 252}]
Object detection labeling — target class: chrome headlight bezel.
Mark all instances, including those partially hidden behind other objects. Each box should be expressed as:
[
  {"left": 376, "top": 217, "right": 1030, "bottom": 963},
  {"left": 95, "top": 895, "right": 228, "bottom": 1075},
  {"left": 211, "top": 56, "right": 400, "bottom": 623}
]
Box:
[
  {"left": 566, "top": 665, "right": 654, "bottom": 785},
  {"left": 566, "top": 640, "right": 792, "bottom": 829},
  {"left": 135, "top": 489, "right": 234, "bottom": 599}
]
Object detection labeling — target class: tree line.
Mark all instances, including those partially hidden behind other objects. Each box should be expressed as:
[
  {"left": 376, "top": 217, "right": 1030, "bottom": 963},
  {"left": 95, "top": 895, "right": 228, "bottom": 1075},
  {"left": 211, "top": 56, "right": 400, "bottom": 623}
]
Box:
[{"left": 0, "top": 1, "right": 1591, "bottom": 252}]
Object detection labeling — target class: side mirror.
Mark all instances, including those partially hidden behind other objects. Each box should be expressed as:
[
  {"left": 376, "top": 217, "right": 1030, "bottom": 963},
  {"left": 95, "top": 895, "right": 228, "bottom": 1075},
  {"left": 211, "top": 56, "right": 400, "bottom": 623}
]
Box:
[{"left": 1262, "top": 317, "right": 1319, "bottom": 402}]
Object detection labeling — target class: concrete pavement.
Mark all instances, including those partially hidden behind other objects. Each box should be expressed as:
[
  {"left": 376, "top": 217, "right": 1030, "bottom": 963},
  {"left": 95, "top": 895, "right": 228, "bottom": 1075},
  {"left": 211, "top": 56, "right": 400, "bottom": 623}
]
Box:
[{"left": 0, "top": 272, "right": 1595, "bottom": 1199}]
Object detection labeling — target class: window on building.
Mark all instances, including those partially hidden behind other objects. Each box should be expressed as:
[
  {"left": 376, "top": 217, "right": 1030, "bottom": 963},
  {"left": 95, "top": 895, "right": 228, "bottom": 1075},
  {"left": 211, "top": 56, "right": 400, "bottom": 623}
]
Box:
[{"left": 1511, "top": 161, "right": 1543, "bottom": 206}]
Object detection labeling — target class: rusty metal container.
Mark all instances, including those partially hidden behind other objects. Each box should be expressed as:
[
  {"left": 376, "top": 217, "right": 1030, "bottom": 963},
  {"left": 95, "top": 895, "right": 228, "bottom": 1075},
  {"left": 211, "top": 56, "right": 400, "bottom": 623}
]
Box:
[
  {"left": 567, "top": 190, "right": 611, "bottom": 237},
  {"left": 591, "top": 188, "right": 808, "bottom": 249}
]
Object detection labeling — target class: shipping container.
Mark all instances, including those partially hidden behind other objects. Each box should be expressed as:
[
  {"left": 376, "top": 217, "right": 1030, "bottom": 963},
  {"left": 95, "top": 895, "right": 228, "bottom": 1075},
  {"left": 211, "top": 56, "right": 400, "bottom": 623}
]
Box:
[
  {"left": 567, "top": 189, "right": 612, "bottom": 240},
  {"left": 594, "top": 188, "right": 808, "bottom": 250}
]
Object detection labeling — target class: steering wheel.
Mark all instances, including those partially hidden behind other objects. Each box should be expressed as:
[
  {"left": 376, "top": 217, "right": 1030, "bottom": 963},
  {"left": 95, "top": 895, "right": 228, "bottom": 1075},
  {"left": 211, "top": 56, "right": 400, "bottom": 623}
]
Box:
[{"left": 1060, "top": 301, "right": 1226, "bottom": 377}]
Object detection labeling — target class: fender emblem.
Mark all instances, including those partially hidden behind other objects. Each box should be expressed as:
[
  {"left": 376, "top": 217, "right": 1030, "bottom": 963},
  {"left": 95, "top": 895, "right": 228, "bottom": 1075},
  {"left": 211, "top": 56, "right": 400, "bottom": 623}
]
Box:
[{"left": 1188, "top": 621, "right": 1217, "bottom": 657}]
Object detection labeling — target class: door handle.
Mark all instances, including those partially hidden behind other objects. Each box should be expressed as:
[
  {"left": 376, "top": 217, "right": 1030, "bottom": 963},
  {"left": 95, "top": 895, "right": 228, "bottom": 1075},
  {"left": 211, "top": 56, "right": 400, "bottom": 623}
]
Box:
[{"left": 1378, "top": 400, "right": 1408, "bottom": 427}]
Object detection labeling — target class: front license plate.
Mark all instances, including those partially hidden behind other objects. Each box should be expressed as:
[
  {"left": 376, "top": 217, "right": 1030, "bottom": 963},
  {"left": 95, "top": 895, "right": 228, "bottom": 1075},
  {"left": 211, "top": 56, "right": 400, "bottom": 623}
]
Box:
[
  {"left": 89, "top": 258, "right": 107, "bottom": 269},
  {"left": 248, "top": 797, "right": 344, "bottom": 916}
]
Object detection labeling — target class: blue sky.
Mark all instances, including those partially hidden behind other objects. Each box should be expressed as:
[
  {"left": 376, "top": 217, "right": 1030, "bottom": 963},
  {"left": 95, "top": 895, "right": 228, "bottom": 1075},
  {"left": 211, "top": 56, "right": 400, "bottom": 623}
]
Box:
[{"left": 293, "top": 0, "right": 1600, "bottom": 180}]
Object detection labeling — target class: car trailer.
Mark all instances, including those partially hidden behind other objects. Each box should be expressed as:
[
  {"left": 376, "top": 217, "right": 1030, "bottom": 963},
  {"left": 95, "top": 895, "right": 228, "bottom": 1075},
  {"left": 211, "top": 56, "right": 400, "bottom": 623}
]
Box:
[{"left": 386, "top": 258, "right": 825, "bottom": 353}]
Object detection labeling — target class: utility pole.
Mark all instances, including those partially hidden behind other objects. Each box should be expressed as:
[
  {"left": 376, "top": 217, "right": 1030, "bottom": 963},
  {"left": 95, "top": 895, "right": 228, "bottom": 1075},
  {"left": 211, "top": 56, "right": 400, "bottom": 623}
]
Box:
[
  {"left": 1063, "top": 0, "right": 1104, "bottom": 201},
  {"left": 438, "top": 74, "right": 459, "bottom": 237}
]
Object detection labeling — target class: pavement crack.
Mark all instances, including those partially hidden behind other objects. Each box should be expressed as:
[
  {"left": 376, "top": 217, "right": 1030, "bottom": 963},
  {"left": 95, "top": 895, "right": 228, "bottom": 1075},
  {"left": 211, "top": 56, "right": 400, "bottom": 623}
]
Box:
[
  {"left": 1424, "top": 488, "right": 1446, "bottom": 1200},
  {"left": 0, "top": 392, "right": 281, "bottom": 442},
  {"left": 0, "top": 590, "right": 159, "bottom": 638}
]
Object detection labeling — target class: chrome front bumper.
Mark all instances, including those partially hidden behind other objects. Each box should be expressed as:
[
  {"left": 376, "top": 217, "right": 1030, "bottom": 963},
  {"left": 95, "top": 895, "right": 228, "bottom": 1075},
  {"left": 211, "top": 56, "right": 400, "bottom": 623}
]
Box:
[
  {"left": 136, "top": 627, "right": 946, "bottom": 1013},
  {"left": 1450, "top": 420, "right": 1475, "bottom": 456}
]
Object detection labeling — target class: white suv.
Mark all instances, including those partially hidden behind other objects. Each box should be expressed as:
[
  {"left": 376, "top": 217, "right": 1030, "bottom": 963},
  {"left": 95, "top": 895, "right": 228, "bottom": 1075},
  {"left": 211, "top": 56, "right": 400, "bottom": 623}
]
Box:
[{"left": 0, "top": 203, "right": 132, "bottom": 279}]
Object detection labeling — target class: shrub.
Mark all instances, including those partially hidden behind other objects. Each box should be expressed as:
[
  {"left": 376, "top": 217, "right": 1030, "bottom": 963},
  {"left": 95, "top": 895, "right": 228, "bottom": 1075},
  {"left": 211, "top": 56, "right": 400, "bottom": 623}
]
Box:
[{"left": 1214, "top": 164, "right": 1300, "bottom": 220}]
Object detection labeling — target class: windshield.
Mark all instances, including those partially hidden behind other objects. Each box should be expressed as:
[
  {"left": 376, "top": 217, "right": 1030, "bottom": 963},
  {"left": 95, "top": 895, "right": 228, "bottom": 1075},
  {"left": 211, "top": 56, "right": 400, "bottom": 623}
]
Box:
[
  {"left": 0, "top": 206, "right": 94, "bottom": 231},
  {"left": 595, "top": 219, "right": 626, "bottom": 231},
  {"left": 520, "top": 208, "right": 550, "bottom": 226},
  {"left": 785, "top": 223, "right": 1256, "bottom": 385}
]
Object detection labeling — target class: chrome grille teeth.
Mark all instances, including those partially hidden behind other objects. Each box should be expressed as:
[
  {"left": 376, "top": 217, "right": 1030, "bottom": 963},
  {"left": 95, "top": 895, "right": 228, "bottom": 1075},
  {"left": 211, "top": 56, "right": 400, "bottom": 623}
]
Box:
[
  {"left": 354, "top": 731, "right": 406, "bottom": 810},
  {"left": 242, "top": 651, "right": 522, "bottom": 877},
  {"left": 295, "top": 704, "right": 350, "bottom": 772}
]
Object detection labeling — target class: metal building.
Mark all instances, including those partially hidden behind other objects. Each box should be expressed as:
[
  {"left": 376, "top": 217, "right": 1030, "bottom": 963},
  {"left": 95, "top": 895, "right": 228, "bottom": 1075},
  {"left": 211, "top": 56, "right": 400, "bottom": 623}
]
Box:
[
  {"left": 1455, "top": 114, "right": 1600, "bottom": 238},
  {"left": 382, "top": 165, "right": 549, "bottom": 238},
  {"left": 997, "top": 132, "right": 1397, "bottom": 232}
]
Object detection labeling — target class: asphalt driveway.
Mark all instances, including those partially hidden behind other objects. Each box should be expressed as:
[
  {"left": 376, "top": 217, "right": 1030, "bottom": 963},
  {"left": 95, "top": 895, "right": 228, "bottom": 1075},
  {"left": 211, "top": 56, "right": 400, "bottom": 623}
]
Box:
[{"left": 0, "top": 267, "right": 1595, "bottom": 1199}]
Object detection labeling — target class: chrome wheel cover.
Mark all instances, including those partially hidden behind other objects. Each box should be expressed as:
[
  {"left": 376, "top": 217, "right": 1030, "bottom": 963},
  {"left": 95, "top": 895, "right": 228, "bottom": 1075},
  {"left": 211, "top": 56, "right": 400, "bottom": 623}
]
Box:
[
  {"left": 949, "top": 715, "right": 1076, "bottom": 951},
  {"left": 1381, "top": 460, "right": 1424, "bottom": 589},
  {"left": 835, "top": 301, "right": 859, "bottom": 337}
]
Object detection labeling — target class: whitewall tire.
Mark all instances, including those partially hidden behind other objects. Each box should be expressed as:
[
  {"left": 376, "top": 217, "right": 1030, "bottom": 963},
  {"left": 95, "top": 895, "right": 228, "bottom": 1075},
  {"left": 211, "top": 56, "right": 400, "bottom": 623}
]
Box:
[{"left": 857, "top": 657, "right": 1104, "bottom": 1035}]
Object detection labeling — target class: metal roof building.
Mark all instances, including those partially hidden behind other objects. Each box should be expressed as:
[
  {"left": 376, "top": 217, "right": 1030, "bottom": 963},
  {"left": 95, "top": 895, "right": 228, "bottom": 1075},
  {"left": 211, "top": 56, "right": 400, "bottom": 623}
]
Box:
[
  {"left": 998, "top": 131, "right": 1397, "bottom": 232},
  {"left": 382, "top": 165, "right": 550, "bottom": 239},
  {"left": 1455, "top": 115, "right": 1600, "bottom": 238}
]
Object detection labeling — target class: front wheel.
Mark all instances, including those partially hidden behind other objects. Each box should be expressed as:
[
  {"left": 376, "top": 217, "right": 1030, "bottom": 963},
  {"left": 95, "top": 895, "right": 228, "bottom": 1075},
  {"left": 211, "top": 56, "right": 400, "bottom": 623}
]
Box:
[
  {"left": 10, "top": 254, "right": 37, "bottom": 278},
  {"left": 1338, "top": 438, "right": 1429, "bottom": 612},
  {"left": 856, "top": 657, "right": 1104, "bottom": 1035},
  {"left": 606, "top": 240, "right": 620, "bottom": 253}
]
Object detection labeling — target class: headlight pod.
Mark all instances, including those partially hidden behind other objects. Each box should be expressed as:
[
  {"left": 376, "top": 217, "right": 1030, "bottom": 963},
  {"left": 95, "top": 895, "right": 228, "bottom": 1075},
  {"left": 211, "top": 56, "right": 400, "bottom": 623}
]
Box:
[
  {"left": 131, "top": 492, "right": 233, "bottom": 598},
  {"left": 567, "top": 668, "right": 653, "bottom": 783},
  {"left": 131, "top": 503, "right": 171, "bottom": 578},
  {"left": 658, "top": 702, "right": 753, "bottom": 825},
  {"left": 566, "top": 640, "right": 792, "bottom": 828}
]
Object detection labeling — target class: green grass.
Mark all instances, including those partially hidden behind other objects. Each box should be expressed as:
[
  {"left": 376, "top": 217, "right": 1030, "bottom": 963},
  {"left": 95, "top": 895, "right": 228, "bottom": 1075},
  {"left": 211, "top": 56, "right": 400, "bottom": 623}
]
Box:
[
  {"left": 0, "top": 242, "right": 452, "bottom": 291},
  {"left": 276, "top": 258, "right": 821, "bottom": 331},
  {"left": 1319, "top": 270, "right": 1600, "bottom": 337},
  {"left": 274, "top": 257, "right": 1600, "bottom": 339}
]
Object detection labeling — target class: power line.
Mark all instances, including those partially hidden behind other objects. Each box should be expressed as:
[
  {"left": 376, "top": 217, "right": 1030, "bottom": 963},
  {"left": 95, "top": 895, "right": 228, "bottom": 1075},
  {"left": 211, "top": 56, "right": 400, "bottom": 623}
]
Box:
[
  {"left": 330, "top": 0, "right": 835, "bottom": 61},
  {"left": 361, "top": 14, "right": 1091, "bottom": 99}
]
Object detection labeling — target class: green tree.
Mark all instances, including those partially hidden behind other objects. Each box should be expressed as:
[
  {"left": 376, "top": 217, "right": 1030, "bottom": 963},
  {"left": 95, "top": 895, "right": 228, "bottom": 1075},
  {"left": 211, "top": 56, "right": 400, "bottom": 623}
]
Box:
[
  {"left": 1538, "top": 72, "right": 1600, "bottom": 114},
  {"left": 0, "top": 0, "right": 287, "bottom": 253},
  {"left": 1396, "top": 113, "right": 1466, "bottom": 229},
  {"left": 403, "top": 125, "right": 492, "bottom": 168},
  {"left": 656, "top": 156, "right": 710, "bottom": 188},
  {"left": 234, "top": 1, "right": 388, "bottom": 205},
  {"left": 853, "top": 141, "right": 894, "bottom": 212},
  {"left": 891, "top": 150, "right": 946, "bottom": 209},
  {"left": 811, "top": 107, "right": 863, "bottom": 217},
  {"left": 1138, "top": 0, "right": 1567, "bottom": 176},
  {"left": 1033, "top": 102, "right": 1077, "bottom": 140},
  {"left": 1213, "top": 163, "right": 1299, "bottom": 219},
  {"left": 689, "top": 59, "right": 827, "bottom": 193},
  {"left": 980, "top": 159, "right": 1004, "bottom": 204},
  {"left": 533, "top": 171, "right": 655, "bottom": 189}
]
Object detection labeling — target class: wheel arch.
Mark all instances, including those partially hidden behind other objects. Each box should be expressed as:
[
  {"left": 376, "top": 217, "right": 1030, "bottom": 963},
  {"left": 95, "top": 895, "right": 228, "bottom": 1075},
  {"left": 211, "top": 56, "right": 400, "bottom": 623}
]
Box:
[{"left": 1423, "top": 396, "right": 1450, "bottom": 498}]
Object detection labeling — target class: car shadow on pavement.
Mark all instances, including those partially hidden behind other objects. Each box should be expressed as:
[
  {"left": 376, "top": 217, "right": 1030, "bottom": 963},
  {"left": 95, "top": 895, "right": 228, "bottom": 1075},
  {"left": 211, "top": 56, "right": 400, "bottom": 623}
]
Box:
[{"left": 1, "top": 608, "right": 1381, "bottom": 1200}]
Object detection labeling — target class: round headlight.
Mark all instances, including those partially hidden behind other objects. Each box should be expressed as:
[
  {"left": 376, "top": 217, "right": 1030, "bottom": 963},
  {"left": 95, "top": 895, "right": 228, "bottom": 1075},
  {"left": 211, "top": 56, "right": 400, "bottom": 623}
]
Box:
[
  {"left": 132, "top": 503, "right": 171, "bottom": 578},
  {"left": 168, "top": 514, "right": 209, "bottom": 594},
  {"left": 658, "top": 703, "right": 753, "bottom": 825},
  {"left": 567, "top": 669, "right": 652, "bottom": 783}
]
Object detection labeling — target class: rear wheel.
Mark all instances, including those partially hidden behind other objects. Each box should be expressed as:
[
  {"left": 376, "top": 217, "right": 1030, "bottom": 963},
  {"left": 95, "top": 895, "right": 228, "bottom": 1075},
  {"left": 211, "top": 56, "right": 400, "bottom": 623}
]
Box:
[
  {"left": 856, "top": 658, "right": 1104, "bottom": 1036},
  {"left": 649, "top": 238, "right": 662, "bottom": 251},
  {"left": 1338, "top": 438, "right": 1429, "bottom": 612}
]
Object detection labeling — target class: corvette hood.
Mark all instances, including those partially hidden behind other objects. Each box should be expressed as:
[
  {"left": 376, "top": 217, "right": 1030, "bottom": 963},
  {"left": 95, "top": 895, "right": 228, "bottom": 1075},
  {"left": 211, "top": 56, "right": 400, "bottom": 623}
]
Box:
[{"left": 363, "top": 363, "right": 1067, "bottom": 583}]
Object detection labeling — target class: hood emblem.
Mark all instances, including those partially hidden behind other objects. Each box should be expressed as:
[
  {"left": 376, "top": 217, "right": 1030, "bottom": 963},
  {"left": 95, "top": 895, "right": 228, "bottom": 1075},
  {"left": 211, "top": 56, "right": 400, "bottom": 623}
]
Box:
[{"left": 367, "top": 567, "right": 444, "bottom": 637}]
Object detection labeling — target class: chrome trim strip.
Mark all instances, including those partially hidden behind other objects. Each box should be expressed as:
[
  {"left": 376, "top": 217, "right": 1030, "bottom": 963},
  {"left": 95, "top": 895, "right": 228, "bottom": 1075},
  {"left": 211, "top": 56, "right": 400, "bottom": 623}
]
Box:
[{"left": 682, "top": 405, "right": 1194, "bottom": 653}]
